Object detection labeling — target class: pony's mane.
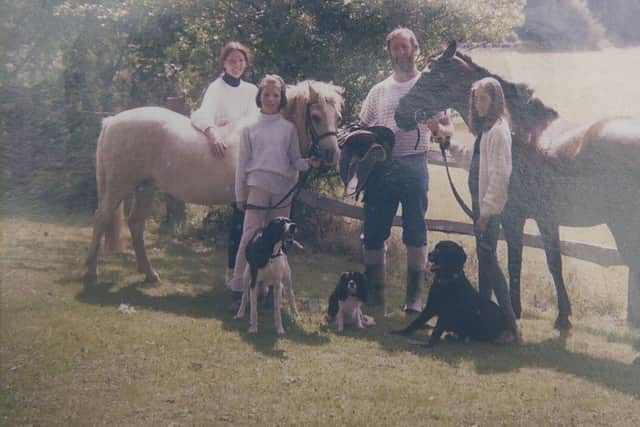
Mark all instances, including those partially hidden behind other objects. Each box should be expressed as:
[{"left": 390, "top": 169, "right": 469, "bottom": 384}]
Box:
[
  {"left": 453, "top": 50, "right": 559, "bottom": 138},
  {"left": 288, "top": 80, "right": 345, "bottom": 113}
]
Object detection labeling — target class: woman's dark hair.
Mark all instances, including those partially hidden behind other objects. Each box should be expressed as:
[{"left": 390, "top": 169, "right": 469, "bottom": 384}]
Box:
[
  {"left": 256, "top": 74, "right": 288, "bottom": 110},
  {"left": 219, "top": 41, "right": 253, "bottom": 70}
]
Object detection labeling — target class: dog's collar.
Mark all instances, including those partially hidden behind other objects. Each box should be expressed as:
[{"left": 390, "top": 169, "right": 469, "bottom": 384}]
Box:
[
  {"left": 437, "top": 272, "right": 462, "bottom": 282},
  {"left": 270, "top": 240, "right": 286, "bottom": 259}
]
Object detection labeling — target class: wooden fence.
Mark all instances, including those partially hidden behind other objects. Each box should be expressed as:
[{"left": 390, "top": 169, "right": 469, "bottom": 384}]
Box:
[{"left": 297, "top": 149, "right": 623, "bottom": 267}]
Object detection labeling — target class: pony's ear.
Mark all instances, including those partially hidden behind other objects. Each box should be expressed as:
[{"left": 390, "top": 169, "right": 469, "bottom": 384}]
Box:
[
  {"left": 443, "top": 40, "right": 457, "bottom": 59},
  {"left": 308, "top": 83, "right": 319, "bottom": 103}
]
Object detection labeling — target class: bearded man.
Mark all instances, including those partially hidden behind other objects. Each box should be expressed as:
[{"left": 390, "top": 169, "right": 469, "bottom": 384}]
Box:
[{"left": 358, "top": 28, "right": 452, "bottom": 314}]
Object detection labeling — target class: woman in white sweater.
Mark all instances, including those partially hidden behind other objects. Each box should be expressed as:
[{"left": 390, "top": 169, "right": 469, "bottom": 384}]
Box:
[
  {"left": 441, "top": 77, "right": 521, "bottom": 343},
  {"left": 191, "top": 41, "right": 259, "bottom": 287},
  {"left": 227, "top": 75, "right": 320, "bottom": 308}
]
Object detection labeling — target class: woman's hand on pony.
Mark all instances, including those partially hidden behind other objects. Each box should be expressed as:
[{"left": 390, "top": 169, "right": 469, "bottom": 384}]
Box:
[{"left": 205, "top": 127, "right": 228, "bottom": 157}]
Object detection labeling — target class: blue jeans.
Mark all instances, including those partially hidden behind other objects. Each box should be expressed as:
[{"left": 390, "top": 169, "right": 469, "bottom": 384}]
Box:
[{"left": 362, "top": 153, "right": 428, "bottom": 250}]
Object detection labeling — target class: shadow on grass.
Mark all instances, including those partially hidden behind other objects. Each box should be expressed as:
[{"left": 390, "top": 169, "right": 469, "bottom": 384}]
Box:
[
  {"left": 0, "top": 201, "right": 94, "bottom": 227},
  {"left": 64, "top": 226, "right": 638, "bottom": 385},
  {"left": 75, "top": 238, "right": 330, "bottom": 359},
  {"left": 343, "top": 317, "right": 640, "bottom": 396}
]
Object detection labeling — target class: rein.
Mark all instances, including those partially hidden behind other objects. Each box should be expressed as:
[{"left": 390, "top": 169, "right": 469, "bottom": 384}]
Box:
[
  {"left": 244, "top": 169, "right": 313, "bottom": 211},
  {"left": 245, "top": 101, "right": 335, "bottom": 211},
  {"left": 439, "top": 137, "right": 474, "bottom": 220},
  {"left": 412, "top": 108, "right": 474, "bottom": 220}
]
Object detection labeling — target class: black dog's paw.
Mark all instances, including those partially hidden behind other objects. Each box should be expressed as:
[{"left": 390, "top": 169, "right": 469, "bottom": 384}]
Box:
[
  {"left": 390, "top": 328, "right": 413, "bottom": 336},
  {"left": 406, "top": 338, "right": 434, "bottom": 348}
]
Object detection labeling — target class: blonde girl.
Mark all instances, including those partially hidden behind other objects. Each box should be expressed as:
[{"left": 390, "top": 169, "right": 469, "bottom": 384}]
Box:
[
  {"left": 446, "top": 76, "right": 521, "bottom": 343},
  {"left": 227, "top": 75, "right": 320, "bottom": 309}
]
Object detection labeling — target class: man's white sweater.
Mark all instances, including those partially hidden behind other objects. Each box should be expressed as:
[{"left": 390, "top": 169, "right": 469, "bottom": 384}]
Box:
[{"left": 359, "top": 74, "right": 431, "bottom": 157}]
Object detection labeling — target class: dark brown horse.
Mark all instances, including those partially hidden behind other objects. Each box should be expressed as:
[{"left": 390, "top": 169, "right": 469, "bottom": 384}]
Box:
[{"left": 395, "top": 41, "right": 640, "bottom": 330}]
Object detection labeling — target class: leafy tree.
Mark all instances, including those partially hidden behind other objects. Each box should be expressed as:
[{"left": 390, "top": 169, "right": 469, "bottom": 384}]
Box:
[{"left": 2, "top": 0, "right": 525, "bottom": 209}]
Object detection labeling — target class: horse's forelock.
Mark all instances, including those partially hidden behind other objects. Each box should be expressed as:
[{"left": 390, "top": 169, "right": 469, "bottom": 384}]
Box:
[{"left": 304, "top": 80, "right": 344, "bottom": 111}]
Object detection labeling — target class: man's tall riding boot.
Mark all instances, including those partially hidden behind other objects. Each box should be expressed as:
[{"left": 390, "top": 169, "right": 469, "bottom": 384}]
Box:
[
  {"left": 365, "top": 263, "right": 385, "bottom": 308},
  {"left": 403, "top": 245, "right": 427, "bottom": 314},
  {"left": 403, "top": 268, "right": 424, "bottom": 315},
  {"left": 363, "top": 247, "right": 386, "bottom": 309}
]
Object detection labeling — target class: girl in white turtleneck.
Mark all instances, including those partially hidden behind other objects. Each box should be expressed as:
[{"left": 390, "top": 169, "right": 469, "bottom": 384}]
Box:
[
  {"left": 227, "top": 75, "right": 320, "bottom": 304},
  {"left": 191, "top": 41, "right": 258, "bottom": 156},
  {"left": 191, "top": 41, "right": 258, "bottom": 288}
]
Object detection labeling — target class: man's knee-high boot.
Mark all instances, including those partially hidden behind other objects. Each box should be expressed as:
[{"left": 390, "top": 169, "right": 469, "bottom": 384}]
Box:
[
  {"left": 363, "top": 247, "right": 386, "bottom": 308},
  {"left": 404, "top": 245, "right": 427, "bottom": 314}
]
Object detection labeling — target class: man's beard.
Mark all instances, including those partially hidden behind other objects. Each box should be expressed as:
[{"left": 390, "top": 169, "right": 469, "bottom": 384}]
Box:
[{"left": 391, "top": 56, "right": 415, "bottom": 74}]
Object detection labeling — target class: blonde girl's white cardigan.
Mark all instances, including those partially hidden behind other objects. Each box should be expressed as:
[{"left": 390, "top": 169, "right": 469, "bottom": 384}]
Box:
[{"left": 448, "top": 117, "right": 512, "bottom": 217}]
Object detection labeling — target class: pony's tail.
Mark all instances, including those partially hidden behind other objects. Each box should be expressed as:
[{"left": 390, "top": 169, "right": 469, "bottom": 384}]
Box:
[{"left": 96, "top": 118, "right": 124, "bottom": 254}]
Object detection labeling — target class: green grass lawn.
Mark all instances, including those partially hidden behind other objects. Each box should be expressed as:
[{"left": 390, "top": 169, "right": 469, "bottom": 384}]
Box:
[{"left": 1, "top": 208, "right": 639, "bottom": 427}]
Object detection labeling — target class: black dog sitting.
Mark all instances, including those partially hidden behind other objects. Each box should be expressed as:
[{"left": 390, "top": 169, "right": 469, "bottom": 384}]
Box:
[
  {"left": 392, "top": 240, "right": 510, "bottom": 346},
  {"left": 326, "top": 272, "right": 375, "bottom": 331}
]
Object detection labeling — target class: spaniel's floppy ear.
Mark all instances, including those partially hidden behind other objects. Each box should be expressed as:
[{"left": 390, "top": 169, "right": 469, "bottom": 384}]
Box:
[
  {"left": 261, "top": 219, "right": 280, "bottom": 241},
  {"left": 337, "top": 272, "right": 350, "bottom": 299}
]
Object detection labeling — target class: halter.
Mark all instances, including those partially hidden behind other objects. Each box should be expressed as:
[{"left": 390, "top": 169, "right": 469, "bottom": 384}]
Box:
[
  {"left": 244, "top": 101, "right": 335, "bottom": 211},
  {"left": 305, "top": 101, "right": 338, "bottom": 159}
]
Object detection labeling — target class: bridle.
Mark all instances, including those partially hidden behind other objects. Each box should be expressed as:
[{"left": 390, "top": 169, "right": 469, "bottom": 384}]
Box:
[
  {"left": 305, "top": 101, "right": 338, "bottom": 159},
  {"left": 244, "top": 101, "right": 336, "bottom": 211}
]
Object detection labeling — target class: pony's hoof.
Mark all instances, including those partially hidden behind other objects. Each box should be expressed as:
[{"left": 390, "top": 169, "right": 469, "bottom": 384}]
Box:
[
  {"left": 145, "top": 270, "right": 160, "bottom": 283},
  {"left": 248, "top": 326, "right": 258, "bottom": 334},
  {"left": 233, "top": 313, "right": 244, "bottom": 320},
  {"left": 83, "top": 272, "right": 98, "bottom": 285},
  {"left": 554, "top": 316, "right": 572, "bottom": 331},
  {"left": 277, "top": 328, "right": 286, "bottom": 336}
]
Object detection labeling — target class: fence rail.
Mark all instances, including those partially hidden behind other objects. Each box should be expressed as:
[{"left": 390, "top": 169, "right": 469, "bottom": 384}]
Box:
[{"left": 297, "top": 153, "right": 623, "bottom": 267}]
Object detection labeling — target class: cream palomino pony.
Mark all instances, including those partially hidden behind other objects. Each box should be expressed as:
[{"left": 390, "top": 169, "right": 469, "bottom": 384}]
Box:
[{"left": 84, "top": 80, "right": 343, "bottom": 283}]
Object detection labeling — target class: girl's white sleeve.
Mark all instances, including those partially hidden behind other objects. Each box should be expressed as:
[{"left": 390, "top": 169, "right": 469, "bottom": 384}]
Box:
[
  {"left": 235, "top": 127, "right": 251, "bottom": 202},
  {"left": 480, "top": 125, "right": 512, "bottom": 216},
  {"left": 287, "top": 125, "right": 310, "bottom": 172},
  {"left": 191, "top": 81, "right": 219, "bottom": 133}
]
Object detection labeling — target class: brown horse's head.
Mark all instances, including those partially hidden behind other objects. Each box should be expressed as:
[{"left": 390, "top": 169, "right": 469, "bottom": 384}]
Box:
[
  {"left": 284, "top": 81, "right": 344, "bottom": 168},
  {"left": 395, "top": 41, "right": 483, "bottom": 130},
  {"left": 396, "top": 41, "right": 559, "bottom": 141}
]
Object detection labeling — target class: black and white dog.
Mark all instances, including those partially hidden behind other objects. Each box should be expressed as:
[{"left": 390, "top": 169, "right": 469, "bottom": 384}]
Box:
[
  {"left": 392, "top": 240, "right": 510, "bottom": 346},
  {"left": 326, "top": 272, "right": 375, "bottom": 331},
  {"left": 234, "top": 217, "right": 300, "bottom": 335}
]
